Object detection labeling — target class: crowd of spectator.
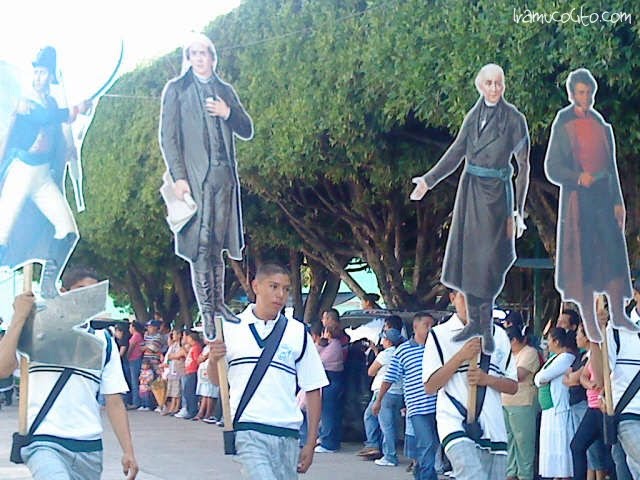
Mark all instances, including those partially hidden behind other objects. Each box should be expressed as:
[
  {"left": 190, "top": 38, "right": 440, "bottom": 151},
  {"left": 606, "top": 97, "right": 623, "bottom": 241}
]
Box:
[
  {"left": 307, "top": 285, "right": 640, "bottom": 480},
  {"left": 3, "top": 282, "right": 638, "bottom": 480}
]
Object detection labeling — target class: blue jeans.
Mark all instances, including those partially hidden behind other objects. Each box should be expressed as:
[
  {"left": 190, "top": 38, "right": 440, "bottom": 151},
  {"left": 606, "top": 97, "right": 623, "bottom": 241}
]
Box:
[
  {"left": 363, "top": 391, "right": 381, "bottom": 449},
  {"left": 410, "top": 413, "right": 438, "bottom": 480},
  {"left": 127, "top": 358, "right": 142, "bottom": 407},
  {"left": 618, "top": 419, "right": 640, "bottom": 478},
  {"left": 612, "top": 440, "right": 633, "bottom": 480},
  {"left": 299, "top": 410, "right": 308, "bottom": 447},
  {"left": 447, "top": 439, "right": 506, "bottom": 480},
  {"left": 379, "top": 392, "right": 403, "bottom": 464},
  {"left": 235, "top": 430, "right": 299, "bottom": 479},
  {"left": 319, "top": 370, "right": 344, "bottom": 450},
  {"left": 22, "top": 441, "right": 103, "bottom": 480},
  {"left": 183, "top": 372, "right": 198, "bottom": 418}
]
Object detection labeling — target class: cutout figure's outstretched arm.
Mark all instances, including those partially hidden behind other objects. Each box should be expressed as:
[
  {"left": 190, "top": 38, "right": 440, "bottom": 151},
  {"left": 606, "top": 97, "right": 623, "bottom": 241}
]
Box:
[{"left": 513, "top": 115, "right": 530, "bottom": 219}]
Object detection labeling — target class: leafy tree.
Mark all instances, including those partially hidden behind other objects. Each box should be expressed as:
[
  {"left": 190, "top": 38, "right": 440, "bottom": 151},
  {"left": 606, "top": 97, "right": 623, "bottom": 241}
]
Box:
[{"left": 74, "top": 0, "right": 639, "bottom": 329}]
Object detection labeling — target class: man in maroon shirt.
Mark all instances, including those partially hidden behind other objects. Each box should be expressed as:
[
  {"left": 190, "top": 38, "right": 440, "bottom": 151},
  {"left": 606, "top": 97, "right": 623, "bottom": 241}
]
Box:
[{"left": 545, "top": 68, "right": 638, "bottom": 343}]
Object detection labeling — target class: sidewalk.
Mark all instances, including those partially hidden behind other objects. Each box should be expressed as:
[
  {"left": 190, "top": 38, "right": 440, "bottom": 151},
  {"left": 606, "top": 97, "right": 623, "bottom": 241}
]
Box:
[{"left": 0, "top": 403, "right": 420, "bottom": 479}]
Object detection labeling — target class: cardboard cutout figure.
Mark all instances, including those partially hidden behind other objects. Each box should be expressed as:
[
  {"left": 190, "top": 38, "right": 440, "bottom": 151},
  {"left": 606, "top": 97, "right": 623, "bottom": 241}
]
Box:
[
  {"left": 411, "top": 64, "right": 530, "bottom": 353},
  {"left": 159, "top": 33, "right": 253, "bottom": 340},
  {"left": 0, "top": 46, "right": 91, "bottom": 297},
  {"left": 545, "top": 68, "right": 638, "bottom": 343},
  {"left": 18, "top": 281, "right": 109, "bottom": 370}
]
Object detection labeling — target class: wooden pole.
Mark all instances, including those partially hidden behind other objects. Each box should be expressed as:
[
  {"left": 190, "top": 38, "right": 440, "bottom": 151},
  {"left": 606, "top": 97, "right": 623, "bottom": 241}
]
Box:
[
  {"left": 214, "top": 315, "right": 233, "bottom": 431},
  {"left": 467, "top": 351, "right": 480, "bottom": 423},
  {"left": 18, "top": 264, "right": 32, "bottom": 435},
  {"left": 596, "top": 296, "right": 614, "bottom": 416}
]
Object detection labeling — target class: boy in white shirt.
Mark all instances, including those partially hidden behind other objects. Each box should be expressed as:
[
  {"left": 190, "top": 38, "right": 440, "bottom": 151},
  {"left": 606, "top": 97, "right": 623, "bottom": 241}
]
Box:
[
  {"left": 0, "top": 267, "right": 138, "bottom": 479},
  {"left": 423, "top": 290, "right": 517, "bottom": 479},
  {"left": 209, "top": 263, "right": 328, "bottom": 479}
]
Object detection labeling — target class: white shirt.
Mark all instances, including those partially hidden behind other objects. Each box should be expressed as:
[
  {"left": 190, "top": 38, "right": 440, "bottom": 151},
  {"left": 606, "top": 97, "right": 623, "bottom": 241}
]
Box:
[
  {"left": 372, "top": 346, "right": 403, "bottom": 394},
  {"left": 225, "top": 306, "right": 328, "bottom": 433},
  {"left": 607, "top": 325, "right": 640, "bottom": 417},
  {"left": 423, "top": 314, "right": 517, "bottom": 454},
  {"left": 28, "top": 330, "right": 128, "bottom": 442}
]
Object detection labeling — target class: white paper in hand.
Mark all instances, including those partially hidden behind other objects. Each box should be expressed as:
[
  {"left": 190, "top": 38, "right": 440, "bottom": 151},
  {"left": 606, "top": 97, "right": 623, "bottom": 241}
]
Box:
[{"left": 160, "top": 171, "right": 197, "bottom": 233}]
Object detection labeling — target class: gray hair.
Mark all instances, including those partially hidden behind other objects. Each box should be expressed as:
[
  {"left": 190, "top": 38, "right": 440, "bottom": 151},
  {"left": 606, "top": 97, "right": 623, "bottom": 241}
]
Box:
[
  {"left": 181, "top": 32, "right": 218, "bottom": 75},
  {"left": 474, "top": 63, "right": 505, "bottom": 95}
]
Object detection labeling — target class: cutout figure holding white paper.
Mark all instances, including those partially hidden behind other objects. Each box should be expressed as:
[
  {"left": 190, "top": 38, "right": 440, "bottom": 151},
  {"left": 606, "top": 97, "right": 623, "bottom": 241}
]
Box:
[
  {"left": 159, "top": 33, "right": 253, "bottom": 340},
  {"left": 545, "top": 68, "right": 638, "bottom": 343}
]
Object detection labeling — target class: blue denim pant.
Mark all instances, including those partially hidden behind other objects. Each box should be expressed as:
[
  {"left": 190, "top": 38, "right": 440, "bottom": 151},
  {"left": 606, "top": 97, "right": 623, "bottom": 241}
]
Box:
[
  {"left": 612, "top": 440, "right": 633, "bottom": 480},
  {"left": 127, "top": 357, "right": 142, "bottom": 407},
  {"left": 22, "top": 441, "right": 102, "bottom": 480},
  {"left": 379, "top": 392, "right": 403, "bottom": 464},
  {"left": 182, "top": 372, "right": 198, "bottom": 418},
  {"left": 299, "top": 410, "right": 308, "bottom": 447},
  {"left": 410, "top": 413, "right": 438, "bottom": 480},
  {"left": 618, "top": 419, "right": 640, "bottom": 478},
  {"left": 447, "top": 439, "right": 506, "bottom": 480},
  {"left": 235, "top": 430, "right": 299, "bottom": 480},
  {"left": 319, "top": 370, "right": 344, "bottom": 450},
  {"left": 363, "top": 391, "right": 381, "bottom": 449}
]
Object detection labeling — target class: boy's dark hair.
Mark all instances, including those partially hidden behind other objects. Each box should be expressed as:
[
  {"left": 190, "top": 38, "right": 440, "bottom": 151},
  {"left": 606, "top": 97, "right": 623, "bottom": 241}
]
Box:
[
  {"left": 187, "top": 331, "right": 202, "bottom": 344},
  {"left": 561, "top": 309, "right": 581, "bottom": 329},
  {"left": 505, "top": 325, "right": 525, "bottom": 343},
  {"left": 549, "top": 327, "right": 577, "bottom": 351},
  {"left": 363, "top": 293, "right": 380, "bottom": 303},
  {"left": 384, "top": 315, "right": 403, "bottom": 331},
  {"left": 61, "top": 266, "right": 99, "bottom": 290},
  {"left": 130, "top": 321, "right": 145, "bottom": 334},
  {"left": 413, "top": 312, "right": 434, "bottom": 324},
  {"left": 255, "top": 263, "right": 290, "bottom": 279},
  {"left": 504, "top": 310, "right": 524, "bottom": 328},
  {"left": 323, "top": 308, "right": 340, "bottom": 323}
]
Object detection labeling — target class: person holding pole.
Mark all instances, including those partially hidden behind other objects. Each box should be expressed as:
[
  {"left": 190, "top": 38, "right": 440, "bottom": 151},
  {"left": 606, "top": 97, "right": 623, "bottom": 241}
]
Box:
[
  {"left": 589, "top": 308, "right": 640, "bottom": 478},
  {"left": 0, "top": 267, "right": 138, "bottom": 479},
  {"left": 423, "top": 290, "right": 517, "bottom": 479},
  {"left": 208, "top": 263, "right": 328, "bottom": 479}
]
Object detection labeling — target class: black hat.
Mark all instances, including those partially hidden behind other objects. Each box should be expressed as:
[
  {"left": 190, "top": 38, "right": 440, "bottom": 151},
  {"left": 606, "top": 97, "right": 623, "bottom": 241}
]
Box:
[{"left": 32, "top": 46, "right": 58, "bottom": 84}]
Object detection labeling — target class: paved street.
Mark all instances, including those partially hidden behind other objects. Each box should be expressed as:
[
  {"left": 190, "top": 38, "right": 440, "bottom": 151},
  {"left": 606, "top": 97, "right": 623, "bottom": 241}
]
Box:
[{"left": 0, "top": 403, "right": 419, "bottom": 480}]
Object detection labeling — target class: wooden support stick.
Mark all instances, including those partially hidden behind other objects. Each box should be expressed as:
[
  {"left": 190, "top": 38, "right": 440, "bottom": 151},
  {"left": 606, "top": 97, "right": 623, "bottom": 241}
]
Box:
[
  {"left": 214, "top": 315, "right": 233, "bottom": 431},
  {"left": 597, "top": 295, "right": 614, "bottom": 416},
  {"left": 18, "top": 264, "right": 33, "bottom": 435},
  {"left": 467, "top": 351, "right": 480, "bottom": 423}
]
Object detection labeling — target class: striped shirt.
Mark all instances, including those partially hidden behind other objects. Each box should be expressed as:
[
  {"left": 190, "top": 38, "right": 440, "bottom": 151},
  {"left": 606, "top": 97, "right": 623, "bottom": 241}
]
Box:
[{"left": 384, "top": 338, "right": 436, "bottom": 417}]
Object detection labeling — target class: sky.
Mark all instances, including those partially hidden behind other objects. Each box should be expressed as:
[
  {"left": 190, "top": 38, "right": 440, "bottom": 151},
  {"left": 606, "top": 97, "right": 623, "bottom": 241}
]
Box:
[{"left": 0, "top": 0, "right": 241, "bottom": 103}]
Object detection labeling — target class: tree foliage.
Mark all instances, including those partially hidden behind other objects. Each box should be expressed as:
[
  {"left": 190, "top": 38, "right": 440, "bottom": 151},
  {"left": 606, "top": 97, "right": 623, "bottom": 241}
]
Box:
[{"left": 76, "top": 0, "right": 639, "bottom": 325}]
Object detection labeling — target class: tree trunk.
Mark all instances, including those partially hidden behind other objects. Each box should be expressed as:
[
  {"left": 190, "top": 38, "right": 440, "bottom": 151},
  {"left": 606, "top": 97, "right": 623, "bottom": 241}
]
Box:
[
  {"left": 171, "top": 266, "right": 193, "bottom": 329},
  {"left": 125, "top": 268, "right": 149, "bottom": 323},
  {"left": 229, "top": 259, "right": 254, "bottom": 302},
  {"left": 289, "top": 250, "right": 304, "bottom": 320}
]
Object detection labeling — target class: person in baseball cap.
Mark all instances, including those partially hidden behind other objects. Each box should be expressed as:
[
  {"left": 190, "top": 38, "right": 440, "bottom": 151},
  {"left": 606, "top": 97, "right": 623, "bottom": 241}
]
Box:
[{"left": 381, "top": 328, "right": 404, "bottom": 347}]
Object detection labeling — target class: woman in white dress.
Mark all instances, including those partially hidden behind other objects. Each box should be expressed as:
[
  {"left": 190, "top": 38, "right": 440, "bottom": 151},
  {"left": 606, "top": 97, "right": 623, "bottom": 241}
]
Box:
[{"left": 535, "top": 327, "right": 577, "bottom": 479}]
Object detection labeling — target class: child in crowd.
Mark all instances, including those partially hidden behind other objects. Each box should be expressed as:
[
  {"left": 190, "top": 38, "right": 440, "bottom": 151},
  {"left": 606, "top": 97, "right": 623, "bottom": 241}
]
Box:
[
  {"left": 163, "top": 329, "right": 185, "bottom": 416},
  {"left": 138, "top": 360, "right": 156, "bottom": 411},
  {"left": 195, "top": 341, "right": 219, "bottom": 422}
]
